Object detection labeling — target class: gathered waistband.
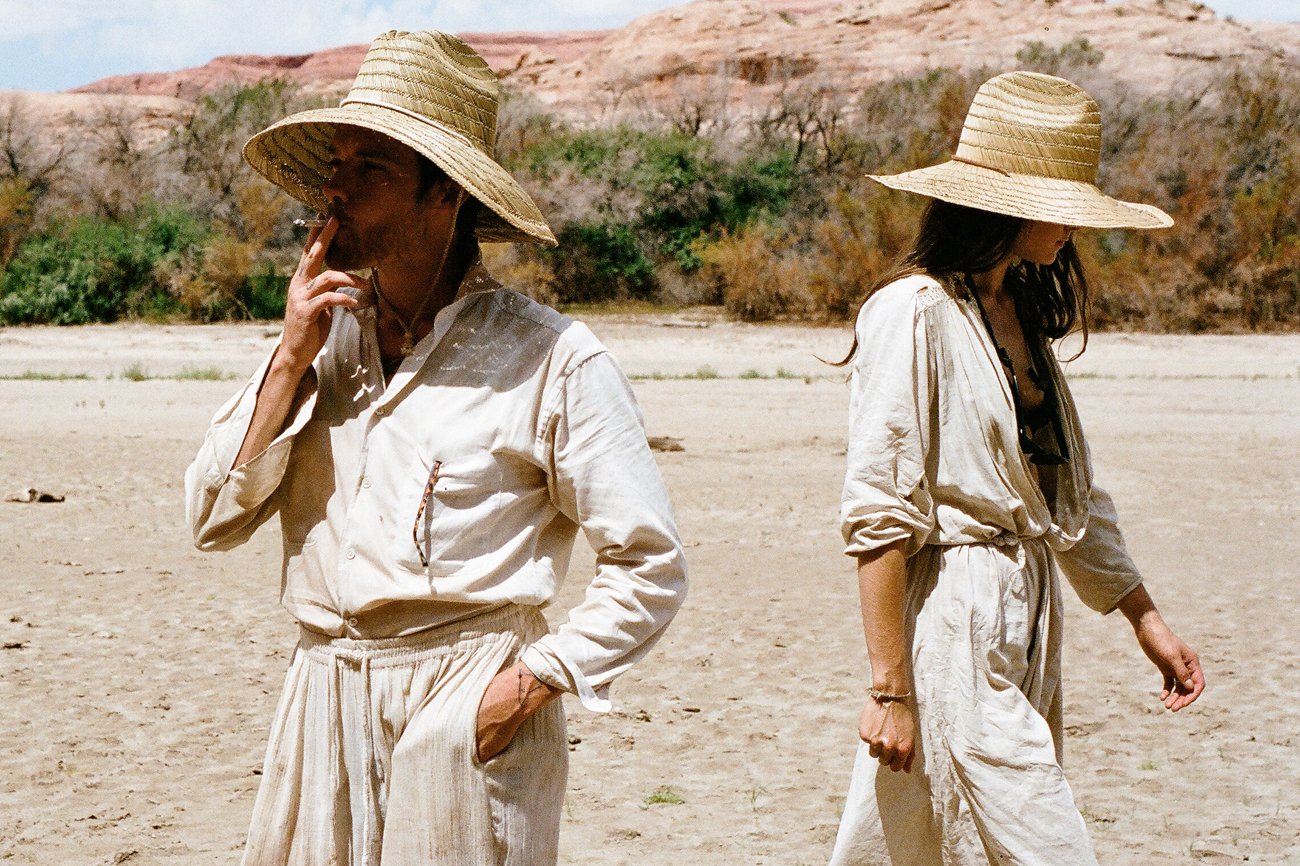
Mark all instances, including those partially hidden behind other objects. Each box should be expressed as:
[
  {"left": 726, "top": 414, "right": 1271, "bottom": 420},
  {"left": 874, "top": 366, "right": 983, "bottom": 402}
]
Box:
[
  {"left": 930, "top": 529, "right": 1047, "bottom": 550},
  {"left": 297, "top": 603, "right": 540, "bottom": 666}
]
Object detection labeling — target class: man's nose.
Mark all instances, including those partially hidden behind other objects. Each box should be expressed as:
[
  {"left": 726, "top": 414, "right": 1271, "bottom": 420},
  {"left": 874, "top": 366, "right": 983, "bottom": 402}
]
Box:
[{"left": 321, "top": 165, "right": 347, "bottom": 204}]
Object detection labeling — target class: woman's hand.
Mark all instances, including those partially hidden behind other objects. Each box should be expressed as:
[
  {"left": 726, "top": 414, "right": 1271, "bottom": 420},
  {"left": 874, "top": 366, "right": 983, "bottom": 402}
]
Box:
[
  {"left": 859, "top": 695, "right": 916, "bottom": 773},
  {"left": 1119, "top": 584, "right": 1205, "bottom": 712},
  {"left": 279, "top": 218, "right": 365, "bottom": 374},
  {"left": 1134, "top": 616, "right": 1205, "bottom": 711}
]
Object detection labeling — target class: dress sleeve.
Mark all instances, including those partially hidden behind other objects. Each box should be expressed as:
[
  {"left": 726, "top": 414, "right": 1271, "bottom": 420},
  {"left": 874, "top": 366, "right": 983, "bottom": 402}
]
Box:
[
  {"left": 1054, "top": 480, "right": 1143, "bottom": 614},
  {"left": 520, "top": 351, "right": 688, "bottom": 713},
  {"left": 840, "top": 281, "right": 937, "bottom": 558},
  {"left": 184, "top": 346, "right": 319, "bottom": 552}
]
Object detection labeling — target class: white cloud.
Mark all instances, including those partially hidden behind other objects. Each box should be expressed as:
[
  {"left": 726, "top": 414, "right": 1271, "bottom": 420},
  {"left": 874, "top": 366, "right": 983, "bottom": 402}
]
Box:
[{"left": 1, "top": 0, "right": 688, "bottom": 90}]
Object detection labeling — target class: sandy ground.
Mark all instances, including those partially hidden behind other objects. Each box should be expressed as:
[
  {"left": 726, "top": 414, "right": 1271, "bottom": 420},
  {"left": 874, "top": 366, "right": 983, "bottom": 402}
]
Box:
[{"left": 1, "top": 318, "right": 1298, "bottom": 865}]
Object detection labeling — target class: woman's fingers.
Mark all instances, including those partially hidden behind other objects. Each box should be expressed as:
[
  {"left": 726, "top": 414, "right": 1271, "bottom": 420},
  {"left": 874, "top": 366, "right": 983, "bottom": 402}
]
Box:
[
  {"left": 867, "top": 738, "right": 913, "bottom": 773},
  {"left": 1158, "top": 643, "right": 1204, "bottom": 712},
  {"left": 859, "top": 699, "right": 916, "bottom": 773},
  {"left": 1167, "top": 654, "right": 1205, "bottom": 712}
]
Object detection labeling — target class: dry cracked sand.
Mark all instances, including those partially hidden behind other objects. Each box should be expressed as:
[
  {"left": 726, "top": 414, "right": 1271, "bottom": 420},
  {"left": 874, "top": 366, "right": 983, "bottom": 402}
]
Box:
[{"left": 2, "top": 318, "right": 1297, "bottom": 865}]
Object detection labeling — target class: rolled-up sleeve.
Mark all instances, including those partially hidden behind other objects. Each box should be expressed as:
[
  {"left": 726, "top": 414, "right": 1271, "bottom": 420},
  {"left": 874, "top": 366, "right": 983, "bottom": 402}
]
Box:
[
  {"left": 1055, "top": 481, "right": 1143, "bottom": 614},
  {"left": 841, "top": 282, "right": 937, "bottom": 558},
  {"left": 520, "top": 351, "right": 687, "bottom": 713},
  {"left": 184, "top": 348, "right": 319, "bottom": 552}
]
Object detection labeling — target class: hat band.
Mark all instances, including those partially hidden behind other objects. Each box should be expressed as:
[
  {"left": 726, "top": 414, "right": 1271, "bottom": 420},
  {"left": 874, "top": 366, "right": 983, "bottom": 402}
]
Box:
[{"left": 339, "top": 96, "right": 489, "bottom": 156}]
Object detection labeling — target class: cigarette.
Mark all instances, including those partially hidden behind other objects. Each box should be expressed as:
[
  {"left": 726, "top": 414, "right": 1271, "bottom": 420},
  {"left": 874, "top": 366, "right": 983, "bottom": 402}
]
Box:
[{"left": 293, "top": 217, "right": 329, "bottom": 228}]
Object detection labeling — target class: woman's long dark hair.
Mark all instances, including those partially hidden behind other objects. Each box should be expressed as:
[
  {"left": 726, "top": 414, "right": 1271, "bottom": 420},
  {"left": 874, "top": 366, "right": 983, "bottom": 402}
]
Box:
[{"left": 835, "top": 199, "right": 1090, "bottom": 364}]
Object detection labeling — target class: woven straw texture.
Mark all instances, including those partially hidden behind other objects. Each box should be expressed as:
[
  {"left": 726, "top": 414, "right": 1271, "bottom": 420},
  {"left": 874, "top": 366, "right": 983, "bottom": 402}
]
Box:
[
  {"left": 870, "top": 71, "right": 1172, "bottom": 230},
  {"left": 243, "top": 30, "right": 555, "bottom": 246}
]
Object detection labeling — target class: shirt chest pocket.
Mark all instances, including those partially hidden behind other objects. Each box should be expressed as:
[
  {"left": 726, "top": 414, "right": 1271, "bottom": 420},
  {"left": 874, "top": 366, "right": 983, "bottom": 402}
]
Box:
[{"left": 395, "top": 452, "right": 503, "bottom": 575}]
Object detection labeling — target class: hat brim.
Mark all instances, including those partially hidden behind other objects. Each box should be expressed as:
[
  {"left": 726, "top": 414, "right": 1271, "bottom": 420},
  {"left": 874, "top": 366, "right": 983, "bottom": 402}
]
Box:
[
  {"left": 868, "top": 160, "right": 1173, "bottom": 230},
  {"left": 244, "top": 104, "right": 557, "bottom": 247}
]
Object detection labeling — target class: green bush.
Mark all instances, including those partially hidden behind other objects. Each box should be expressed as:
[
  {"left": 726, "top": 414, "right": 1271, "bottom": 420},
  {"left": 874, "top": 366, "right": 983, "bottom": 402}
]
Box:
[
  {"left": 245, "top": 260, "right": 288, "bottom": 320},
  {"left": 523, "top": 127, "right": 793, "bottom": 275},
  {"left": 0, "top": 206, "right": 208, "bottom": 324},
  {"left": 546, "top": 222, "right": 656, "bottom": 303}
]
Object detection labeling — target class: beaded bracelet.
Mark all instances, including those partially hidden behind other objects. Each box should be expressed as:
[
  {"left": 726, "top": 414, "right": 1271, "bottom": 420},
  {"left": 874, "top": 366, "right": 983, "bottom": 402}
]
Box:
[{"left": 868, "top": 687, "right": 912, "bottom": 704}]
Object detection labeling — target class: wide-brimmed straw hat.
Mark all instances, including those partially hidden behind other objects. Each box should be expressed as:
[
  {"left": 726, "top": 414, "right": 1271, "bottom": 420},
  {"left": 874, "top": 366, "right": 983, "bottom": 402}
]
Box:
[
  {"left": 869, "top": 70, "right": 1172, "bottom": 230},
  {"left": 244, "top": 30, "right": 556, "bottom": 246}
]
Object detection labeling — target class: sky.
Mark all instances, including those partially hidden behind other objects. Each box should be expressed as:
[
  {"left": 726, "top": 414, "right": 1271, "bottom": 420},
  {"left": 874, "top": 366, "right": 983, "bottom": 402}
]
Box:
[{"left": 1, "top": 0, "right": 1295, "bottom": 93}]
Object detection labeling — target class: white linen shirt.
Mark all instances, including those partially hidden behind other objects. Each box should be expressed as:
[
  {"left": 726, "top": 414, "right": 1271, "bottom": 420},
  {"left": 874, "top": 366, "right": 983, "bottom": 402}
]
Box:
[
  {"left": 185, "top": 262, "right": 687, "bottom": 711},
  {"left": 840, "top": 274, "right": 1142, "bottom": 614}
]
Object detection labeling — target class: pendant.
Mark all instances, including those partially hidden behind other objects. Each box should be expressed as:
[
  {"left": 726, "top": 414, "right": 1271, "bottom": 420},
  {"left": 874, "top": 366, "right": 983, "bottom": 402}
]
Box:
[{"left": 400, "top": 334, "right": 414, "bottom": 356}]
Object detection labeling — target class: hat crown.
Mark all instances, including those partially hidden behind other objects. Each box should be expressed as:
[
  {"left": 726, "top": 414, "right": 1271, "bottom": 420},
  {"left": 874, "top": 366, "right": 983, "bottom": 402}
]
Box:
[
  {"left": 954, "top": 71, "right": 1100, "bottom": 184},
  {"left": 342, "top": 30, "right": 499, "bottom": 157}
]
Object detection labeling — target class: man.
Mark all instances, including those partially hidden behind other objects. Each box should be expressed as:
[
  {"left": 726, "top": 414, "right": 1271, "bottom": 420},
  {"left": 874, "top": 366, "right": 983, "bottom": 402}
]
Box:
[{"left": 185, "top": 30, "right": 686, "bottom": 865}]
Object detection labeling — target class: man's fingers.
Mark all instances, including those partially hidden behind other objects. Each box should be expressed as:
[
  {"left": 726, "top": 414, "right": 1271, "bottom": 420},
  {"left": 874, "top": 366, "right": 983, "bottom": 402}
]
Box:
[
  {"left": 304, "top": 214, "right": 329, "bottom": 248},
  {"left": 300, "top": 216, "right": 338, "bottom": 268},
  {"left": 303, "top": 272, "right": 365, "bottom": 299},
  {"left": 304, "top": 292, "right": 358, "bottom": 316}
]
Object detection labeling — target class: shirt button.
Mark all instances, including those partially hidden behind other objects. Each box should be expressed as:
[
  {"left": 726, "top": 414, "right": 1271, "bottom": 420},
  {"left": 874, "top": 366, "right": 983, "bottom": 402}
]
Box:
[
  {"left": 362, "top": 478, "right": 372, "bottom": 489},
  {"left": 346, "top": 548, "right": 356, "bottom": 560},
  {"left": 347, "top": 617, "right": 358, "bottom": 627},
  {"left": 374, "top": 406, "right": 387, "bottom": 417}
]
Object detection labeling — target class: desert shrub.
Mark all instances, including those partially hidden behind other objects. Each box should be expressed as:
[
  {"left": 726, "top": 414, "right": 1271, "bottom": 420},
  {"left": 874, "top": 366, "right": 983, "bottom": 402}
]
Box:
[
  {"left": 521, "top": 127, "right": 793, "bottom": 282},
  {"left": 3, "top": 52, "right": 1296, "bottom": 331},
  {"left": 0, "top": 205, "right": 208, "bottom": 324},
  {"left": 480, "top": 243, "right": 558, "bottom": 307},
  {"left": 0, "top": 199, "right": 298, "bottom": 324},
  {"left": 1015, "top": 38, "right": 1104, "bottom": 77},
  {"left": 244, "top": 261, "right": 289, "bottom": 319},
  {"left": 1079, "top": 61, "right": 1300, "bottom": 331},
  {"left": 0, "top": 95, "right": 69, "bottom": 269},
  {"left": 804, "top": 190, "right": 925, "bottom": 320},
  {"left": 0, "top": 177, "right": 36, "bottom": 270},
  {"left": 547, "top": 222, "right": 657, "bottom": 303},
  {"left": 697, "top": 224, "right": 808, "bottom": 321}
]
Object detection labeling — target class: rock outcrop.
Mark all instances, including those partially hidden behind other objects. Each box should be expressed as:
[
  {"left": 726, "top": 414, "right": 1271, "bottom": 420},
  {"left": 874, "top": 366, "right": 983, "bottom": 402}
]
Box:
[{"left": 51, "top": 0, "right": 1300, "bottom": 131}]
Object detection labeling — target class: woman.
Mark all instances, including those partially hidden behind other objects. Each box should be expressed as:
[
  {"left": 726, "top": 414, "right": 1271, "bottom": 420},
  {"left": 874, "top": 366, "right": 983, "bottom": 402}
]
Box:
[{"left": 828, "top": 71, "right": 1205, "bottom": 866}]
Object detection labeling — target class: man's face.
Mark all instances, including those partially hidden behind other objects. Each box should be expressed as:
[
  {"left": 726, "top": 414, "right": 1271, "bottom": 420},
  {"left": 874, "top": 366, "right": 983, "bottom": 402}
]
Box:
[{"left": 320, "top": 126, "right": 452, "bottom": 272}]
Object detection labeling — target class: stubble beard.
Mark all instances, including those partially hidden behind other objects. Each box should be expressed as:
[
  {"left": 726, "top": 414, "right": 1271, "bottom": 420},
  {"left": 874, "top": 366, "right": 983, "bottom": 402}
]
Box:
[{"left": 323, "top": 225, "right": 366, "bottom": 272}]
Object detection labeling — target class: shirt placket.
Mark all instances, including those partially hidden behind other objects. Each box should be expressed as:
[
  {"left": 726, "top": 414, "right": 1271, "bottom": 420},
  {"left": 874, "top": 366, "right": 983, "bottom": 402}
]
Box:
[{"left": 335, "top": 298, "right": 465, "bottom": 636}]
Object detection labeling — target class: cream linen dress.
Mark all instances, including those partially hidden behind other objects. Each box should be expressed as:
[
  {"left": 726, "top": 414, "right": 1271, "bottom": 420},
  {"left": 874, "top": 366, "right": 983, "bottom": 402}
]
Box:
[{"left": 828, "top": 275, "right": 1144, "bottom": 866}]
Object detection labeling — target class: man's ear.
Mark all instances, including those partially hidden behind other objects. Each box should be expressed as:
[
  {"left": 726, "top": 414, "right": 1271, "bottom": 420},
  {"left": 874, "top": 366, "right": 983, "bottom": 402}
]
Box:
[{"left": 439, "top": 182, "right": 465, "bottom": 206}]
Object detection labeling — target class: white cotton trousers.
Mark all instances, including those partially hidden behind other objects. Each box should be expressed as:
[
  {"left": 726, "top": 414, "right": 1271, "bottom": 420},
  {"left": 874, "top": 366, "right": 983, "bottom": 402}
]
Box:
[
  {"left": 240, "top": 604, "right": 568, "bottom": 866},
  {"left": 828, "top": 538, "right": 1099, "bottom": 866}
]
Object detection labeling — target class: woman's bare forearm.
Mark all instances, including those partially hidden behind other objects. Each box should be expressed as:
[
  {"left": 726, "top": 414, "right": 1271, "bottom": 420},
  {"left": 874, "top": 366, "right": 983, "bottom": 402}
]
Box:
[
  {"left": 1115, "top": 582, "right": 1161, "bottom": 628},
  {"left": 857, "top": 540, "right": 911, "bottom": 692}
]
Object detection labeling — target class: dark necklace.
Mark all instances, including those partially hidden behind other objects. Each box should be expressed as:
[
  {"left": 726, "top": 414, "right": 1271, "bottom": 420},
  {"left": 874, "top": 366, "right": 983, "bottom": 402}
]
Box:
[{"left": 964, "top": 275, "right": 1070, "bottom": 466}]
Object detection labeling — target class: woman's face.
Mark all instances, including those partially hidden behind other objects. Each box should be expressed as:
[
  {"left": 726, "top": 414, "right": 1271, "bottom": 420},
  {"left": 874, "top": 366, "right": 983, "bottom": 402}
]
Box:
[{"left": 1013, "top": 221, "right": 1076, "bottom": 266}]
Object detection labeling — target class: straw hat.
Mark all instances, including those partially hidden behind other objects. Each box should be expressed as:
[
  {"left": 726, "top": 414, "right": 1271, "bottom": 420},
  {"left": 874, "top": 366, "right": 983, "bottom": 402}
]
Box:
[
  {"left": 869, "top": 71, "right": 1172, "bottom": 230},
  {"left": 244, "top": 30, "right": 556, "bottom": 246}
]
